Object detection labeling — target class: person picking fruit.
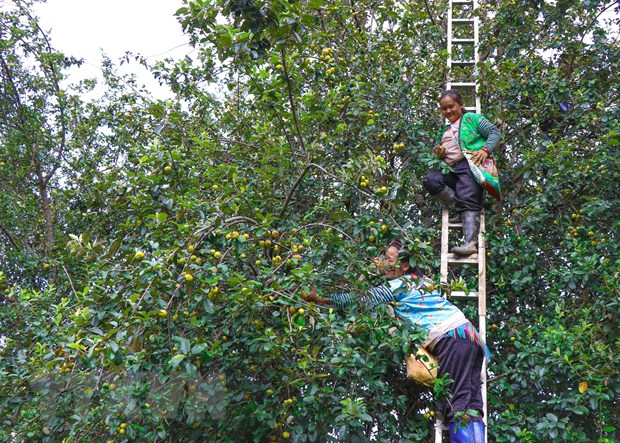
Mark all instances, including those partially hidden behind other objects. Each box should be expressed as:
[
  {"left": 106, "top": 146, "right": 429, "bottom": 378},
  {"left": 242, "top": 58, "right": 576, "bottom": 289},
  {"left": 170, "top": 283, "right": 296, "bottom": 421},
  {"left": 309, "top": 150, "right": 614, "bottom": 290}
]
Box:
[{"left": 302, "top": 238, "right": 489, "bottom": 443}]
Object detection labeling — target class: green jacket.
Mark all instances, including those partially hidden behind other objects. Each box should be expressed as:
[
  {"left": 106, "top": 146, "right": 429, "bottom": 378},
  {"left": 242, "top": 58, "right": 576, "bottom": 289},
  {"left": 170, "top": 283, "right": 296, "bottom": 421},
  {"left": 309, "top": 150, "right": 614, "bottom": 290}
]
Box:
[
  {"left": 437, "top": 112, "right": 502, "bottom": 201},
  {"left": 437, "top": 112, "right": 501, "bottom": 153}
]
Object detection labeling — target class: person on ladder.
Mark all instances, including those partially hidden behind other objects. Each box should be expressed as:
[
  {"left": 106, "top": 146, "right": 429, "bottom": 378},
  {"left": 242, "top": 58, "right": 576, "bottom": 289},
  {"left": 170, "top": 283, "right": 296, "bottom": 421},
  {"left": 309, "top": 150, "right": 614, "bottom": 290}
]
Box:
[
  {"left": 301, "top": 238, "right": 491, "bottom": 442},
  {"left": 423, "top": 90, "right": 501, "bottom": 256}
]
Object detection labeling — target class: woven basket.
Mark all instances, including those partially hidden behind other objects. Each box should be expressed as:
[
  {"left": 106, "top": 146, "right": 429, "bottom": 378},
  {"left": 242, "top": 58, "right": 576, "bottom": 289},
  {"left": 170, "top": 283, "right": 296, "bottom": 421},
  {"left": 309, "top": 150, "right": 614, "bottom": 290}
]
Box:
[{"left": 405, "top": 347, "right": 439, "bottom": 388}]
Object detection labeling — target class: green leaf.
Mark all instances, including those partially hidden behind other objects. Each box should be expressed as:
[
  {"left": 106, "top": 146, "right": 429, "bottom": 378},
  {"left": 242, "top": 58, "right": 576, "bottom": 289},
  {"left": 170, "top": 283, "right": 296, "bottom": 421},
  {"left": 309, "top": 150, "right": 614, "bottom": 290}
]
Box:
[{"left": 169, "top": 354, "right": 186, "bottom": 369}]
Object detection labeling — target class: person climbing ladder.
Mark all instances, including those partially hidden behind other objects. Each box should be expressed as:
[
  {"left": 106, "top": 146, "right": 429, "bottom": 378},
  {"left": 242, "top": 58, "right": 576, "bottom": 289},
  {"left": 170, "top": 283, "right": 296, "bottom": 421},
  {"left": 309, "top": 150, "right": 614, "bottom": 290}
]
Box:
[{"left": 423, "top": 90, "right": 501, "bottom": 256}]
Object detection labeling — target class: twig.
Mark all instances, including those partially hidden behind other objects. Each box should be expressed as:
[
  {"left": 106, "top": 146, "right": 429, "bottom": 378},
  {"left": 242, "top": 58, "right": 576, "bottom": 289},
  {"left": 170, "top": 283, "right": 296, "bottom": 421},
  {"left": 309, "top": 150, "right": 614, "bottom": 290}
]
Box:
[
  {"left": 278, "top": 162, "right": 374, "bottom": 219},
  {"left": 62, "top": 264, "right": 79, "bottom": 299}
]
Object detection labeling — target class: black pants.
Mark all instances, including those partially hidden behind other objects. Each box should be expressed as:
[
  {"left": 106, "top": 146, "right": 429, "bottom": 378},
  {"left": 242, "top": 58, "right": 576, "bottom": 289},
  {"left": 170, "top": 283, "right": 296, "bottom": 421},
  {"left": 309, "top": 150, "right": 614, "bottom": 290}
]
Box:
[
  {"left": 423, "top": 159, "right": 483, "bottom": 213},
  {"left": 433, "top": 335, "right": 485, "bottom": 424}
]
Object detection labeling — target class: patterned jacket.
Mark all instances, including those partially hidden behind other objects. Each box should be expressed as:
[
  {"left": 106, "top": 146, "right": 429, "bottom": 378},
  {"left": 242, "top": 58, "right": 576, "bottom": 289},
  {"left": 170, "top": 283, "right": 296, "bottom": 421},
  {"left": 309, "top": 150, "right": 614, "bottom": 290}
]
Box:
[{"left": 330, "top": 275, "right": 491, "bottom": 360}]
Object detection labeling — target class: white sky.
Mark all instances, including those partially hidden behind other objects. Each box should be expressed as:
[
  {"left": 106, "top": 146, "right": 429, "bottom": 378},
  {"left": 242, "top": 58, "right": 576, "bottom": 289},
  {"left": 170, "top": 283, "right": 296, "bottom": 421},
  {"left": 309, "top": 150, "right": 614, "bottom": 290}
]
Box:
[{"left": 34, "top": 0, "right": 191, "bottom": 99}]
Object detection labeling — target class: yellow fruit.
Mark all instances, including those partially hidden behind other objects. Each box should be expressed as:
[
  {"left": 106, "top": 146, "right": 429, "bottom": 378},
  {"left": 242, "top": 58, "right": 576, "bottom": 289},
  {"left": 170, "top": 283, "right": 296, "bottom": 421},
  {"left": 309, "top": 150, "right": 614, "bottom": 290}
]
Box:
[
  {"left": 164, "top": 165, "right": 172, "bottom": 174},
  {"left": 187, "top": 245, "right": 195, "bottom": 253},
  {"left": 231, "top": 231, "right": 240, "bottom": 239},
  {"left": 213, "top": 251, "right": 222, "bottom": 259},
  {"left": 184, "top": 273, "right": 194, "bottom": 282},
  {"left": 134, "top": 251, "right": 145, "bottom": 261},
  {"left": 282, "top": 431, "right": 291, "bottom": 439},
  {"left": 579, "top": 381, "right": 588, "bottom": 393},
  {"left": 266, "top": 389, "right": 274, "bottom": 395},
  {"left": 381, "top": 224, "right": 388, "bottom": 232},
  {"left": 298, "top": 308, "right": 305, "bottom": 315},
  {"left": 158, "top": 309, "right": 167, "bottom": 318},
  {"left": 120, "top": 423, "right": 127, "bottom": 429},
  {"left": 271, "top": 230, "right": 280, "bottom": 238}
]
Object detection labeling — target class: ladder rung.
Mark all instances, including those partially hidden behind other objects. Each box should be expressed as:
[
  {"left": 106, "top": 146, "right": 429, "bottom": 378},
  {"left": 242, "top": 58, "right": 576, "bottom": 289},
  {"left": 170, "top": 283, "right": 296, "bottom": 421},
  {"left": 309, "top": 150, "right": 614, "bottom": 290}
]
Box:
[
  {"left": 448, "top": 221, "right": 463, "bottom": 228},
  {"left": 451, "top": 60, "right": 476, "bottom": 67},
  {"left": 452, "top": 0, "right": 474, "bottom": 3},
  {"left": 449, "top": 82, "right": 476, "bottom": 87},
  {"left": 452, "top": 18, "right": 475, "bottom": 23},
  {"left": 448, "top": 291, "right": 478, "bottom": 298},
  {"left": 447, "top": 253, "right": 478, "bottom": 264},
  {"left": 452, "top": 38, "right": 476, "bottom": 44}
]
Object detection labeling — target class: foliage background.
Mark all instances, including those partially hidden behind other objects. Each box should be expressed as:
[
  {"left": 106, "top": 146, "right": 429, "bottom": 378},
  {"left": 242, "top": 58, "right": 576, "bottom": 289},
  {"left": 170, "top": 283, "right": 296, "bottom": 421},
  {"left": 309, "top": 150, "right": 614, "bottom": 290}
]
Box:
[{"left": 1, "top": 0, "right": 618, "bottom": 442}]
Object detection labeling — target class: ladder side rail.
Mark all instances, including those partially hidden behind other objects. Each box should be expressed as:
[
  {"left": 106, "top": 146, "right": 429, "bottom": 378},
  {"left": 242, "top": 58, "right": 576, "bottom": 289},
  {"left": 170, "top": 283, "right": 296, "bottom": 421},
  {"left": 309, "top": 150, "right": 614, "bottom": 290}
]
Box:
[
  {"left": 478, "top": 211, "right": 488, "bottom": 440},
  {"left": 447, "top": 0, "right": 454, "bottom": 80},
  {"left": 473, "top": 0, "right": 481, "bottom": 113},
  {"left": 440, "top": 208, "right": 450, "bottom": 284}
]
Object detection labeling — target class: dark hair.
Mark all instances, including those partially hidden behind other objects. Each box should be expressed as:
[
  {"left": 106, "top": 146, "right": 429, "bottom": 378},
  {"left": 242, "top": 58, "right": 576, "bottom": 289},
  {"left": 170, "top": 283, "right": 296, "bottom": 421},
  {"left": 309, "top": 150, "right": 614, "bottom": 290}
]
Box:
[
  {"left": 440, "top": 89, "right": 467, "bottom": 115},
  {"left": 388, "top": 239, "right": 425, "bottom": 278}
]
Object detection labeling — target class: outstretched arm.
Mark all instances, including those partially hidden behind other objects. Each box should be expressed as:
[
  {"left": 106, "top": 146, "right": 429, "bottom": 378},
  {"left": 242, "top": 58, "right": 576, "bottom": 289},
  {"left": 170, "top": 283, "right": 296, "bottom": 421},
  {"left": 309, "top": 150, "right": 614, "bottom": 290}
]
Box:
[{"left": 302, "top": 284, "right": 395, "bottom": 308}]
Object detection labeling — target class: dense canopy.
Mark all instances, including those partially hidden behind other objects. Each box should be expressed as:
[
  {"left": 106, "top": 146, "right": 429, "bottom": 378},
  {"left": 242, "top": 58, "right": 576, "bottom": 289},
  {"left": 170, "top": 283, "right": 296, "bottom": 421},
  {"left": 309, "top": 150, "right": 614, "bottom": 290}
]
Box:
[{"left": 1, "top": 0, "right": 618, "bottom": 442}]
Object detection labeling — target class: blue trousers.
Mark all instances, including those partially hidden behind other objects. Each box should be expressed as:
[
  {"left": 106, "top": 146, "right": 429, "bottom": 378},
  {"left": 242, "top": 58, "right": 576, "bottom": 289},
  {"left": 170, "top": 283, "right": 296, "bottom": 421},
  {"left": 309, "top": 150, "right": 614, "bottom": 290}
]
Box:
[
  {"left": 433, "top": 334, "right": 485, "bottom": 424},
  {"left": 423, "top": 159, "right": 483, "bottom": 213}
]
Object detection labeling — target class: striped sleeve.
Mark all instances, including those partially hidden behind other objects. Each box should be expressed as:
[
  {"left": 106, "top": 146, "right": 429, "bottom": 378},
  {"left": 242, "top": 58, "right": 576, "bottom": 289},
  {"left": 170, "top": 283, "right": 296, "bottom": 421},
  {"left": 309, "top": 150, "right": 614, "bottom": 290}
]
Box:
[
  {"left": 329, "top": 284, "right": 395, "bottom": 308},
  {"left": 477, "top": 116, "right": 501, "bottom": 153}
]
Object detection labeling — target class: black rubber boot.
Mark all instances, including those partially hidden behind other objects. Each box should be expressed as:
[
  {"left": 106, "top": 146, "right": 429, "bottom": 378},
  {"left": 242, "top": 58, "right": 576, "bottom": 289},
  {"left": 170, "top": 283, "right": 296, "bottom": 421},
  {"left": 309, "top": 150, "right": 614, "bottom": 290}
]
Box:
[
  {"left": 435, "top": 186, "right": 455, "bottom": 209},
  {"left": 452, "top": 211, "right": 480, "bottom": 256},
  {"left": 435, "top": 187, "right": 460, "bottom": 223}
]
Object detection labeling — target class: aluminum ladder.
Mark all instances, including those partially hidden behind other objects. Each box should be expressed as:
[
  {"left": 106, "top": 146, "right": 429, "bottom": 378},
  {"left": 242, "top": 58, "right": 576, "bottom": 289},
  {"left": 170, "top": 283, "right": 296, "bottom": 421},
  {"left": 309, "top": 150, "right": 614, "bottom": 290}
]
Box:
[{"left": 435, "top": 0, "right": 488, "bottom": 441}]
